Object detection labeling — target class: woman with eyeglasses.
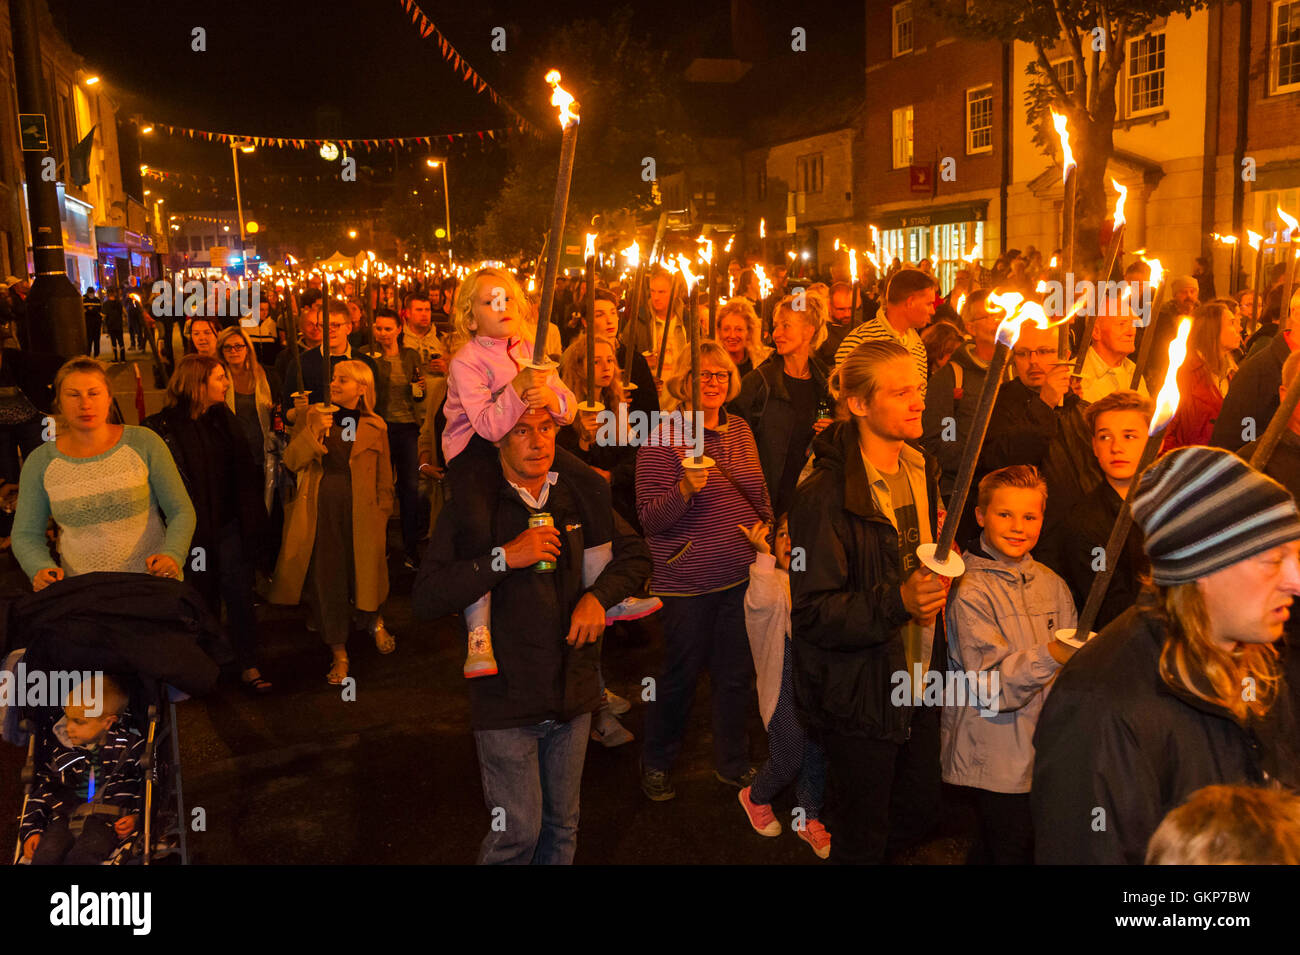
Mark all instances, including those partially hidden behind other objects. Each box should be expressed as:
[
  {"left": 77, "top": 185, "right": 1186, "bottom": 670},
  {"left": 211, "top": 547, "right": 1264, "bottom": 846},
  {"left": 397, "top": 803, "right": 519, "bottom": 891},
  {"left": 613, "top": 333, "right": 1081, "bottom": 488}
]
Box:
[
  {"left": 635, "top": 340, "right": 773, "bottom": 802},
  {"left": 216, "top": 326, "right": 281, "bottom": 510}
]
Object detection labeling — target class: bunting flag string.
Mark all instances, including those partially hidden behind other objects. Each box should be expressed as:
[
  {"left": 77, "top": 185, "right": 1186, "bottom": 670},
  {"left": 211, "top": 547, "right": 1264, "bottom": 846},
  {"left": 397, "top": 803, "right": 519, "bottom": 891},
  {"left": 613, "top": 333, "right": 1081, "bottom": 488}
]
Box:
[
  {"left": 393, "top": 0, "right": 541, "bottom": 136},
  {"left": 143, "top": 121, "right": 510, "bottom": 151}
]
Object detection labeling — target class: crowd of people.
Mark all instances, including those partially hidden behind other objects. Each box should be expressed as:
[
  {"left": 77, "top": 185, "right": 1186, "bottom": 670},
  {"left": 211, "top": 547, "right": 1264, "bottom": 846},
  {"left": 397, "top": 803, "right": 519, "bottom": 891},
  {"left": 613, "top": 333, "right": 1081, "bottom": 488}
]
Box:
[{"left": 5, "top": 242, "right": 1300, "bottom": 867}]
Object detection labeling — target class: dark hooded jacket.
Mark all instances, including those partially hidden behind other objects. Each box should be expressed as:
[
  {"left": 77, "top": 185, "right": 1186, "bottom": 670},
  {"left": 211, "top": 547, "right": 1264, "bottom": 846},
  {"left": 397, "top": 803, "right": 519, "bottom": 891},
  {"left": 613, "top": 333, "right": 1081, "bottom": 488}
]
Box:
[
  {"left": 1032, "top": 597, "right": 1300, "bottom": 864},
  {"left": 789, "top": 420, "right": 945, "bottom": 742},
  {"left": 921, "top": 343, "right": 991, "bottom": 496},
  {"left": 731, "top": 352, "right": 830, "bottom": 517}
]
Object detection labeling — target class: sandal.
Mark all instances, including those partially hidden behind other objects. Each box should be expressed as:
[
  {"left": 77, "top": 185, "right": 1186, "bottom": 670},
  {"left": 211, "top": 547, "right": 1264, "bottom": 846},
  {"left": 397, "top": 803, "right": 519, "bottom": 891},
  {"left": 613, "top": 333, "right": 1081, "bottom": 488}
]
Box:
[
  {"left": 240, "top": 672, "right": 273, "bottom": 695},
  {"left": 371, "top": 622, "right": 396, "bottom": 655},
  {"left": 326, "top": 657, "right": 349, "bottom": 685}
]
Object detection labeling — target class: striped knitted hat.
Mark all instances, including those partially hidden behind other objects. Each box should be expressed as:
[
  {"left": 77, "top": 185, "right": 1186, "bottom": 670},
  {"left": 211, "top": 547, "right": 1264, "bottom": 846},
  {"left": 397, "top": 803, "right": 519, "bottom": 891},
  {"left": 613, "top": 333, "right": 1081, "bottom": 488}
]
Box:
[{"left": 1131, "top": 446, "right": 1300, "bottom": 585}]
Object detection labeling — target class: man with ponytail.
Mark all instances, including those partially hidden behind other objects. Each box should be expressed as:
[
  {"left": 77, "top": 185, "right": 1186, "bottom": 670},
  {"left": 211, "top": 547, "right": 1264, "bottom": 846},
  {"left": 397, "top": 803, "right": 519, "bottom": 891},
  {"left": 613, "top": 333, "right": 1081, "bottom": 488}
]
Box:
[
  {"left": 1033, "top": 446, "right": 1300, "bottom": 863},
  {"left": 789, "top": 339, "right": 947, "bottom": 863}
]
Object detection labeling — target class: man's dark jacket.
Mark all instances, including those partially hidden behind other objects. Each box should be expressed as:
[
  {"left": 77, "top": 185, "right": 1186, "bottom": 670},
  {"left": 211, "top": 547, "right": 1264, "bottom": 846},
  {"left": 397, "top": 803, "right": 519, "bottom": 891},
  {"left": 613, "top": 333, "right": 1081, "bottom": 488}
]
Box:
[
  {"left": 921, "top": 343, "right": 991, "bottom": 496},
  {"left": 789, "top": 420, "right": 945, "bottom": 742},
  {"left": 413, "top": 468, "right": 651, "bottom": 731},
  {"left": 1037, "top": 480, "right": 1146, "bottom": 632},
  {"left": 1211, "top": 328, "right": 1290, "bottom": 452},
  {"left": 1032, "top": 598, "right": 1300, "bottom": 864},
  {"left": 730, "top": 353, "right": 830, "bottom": 517},
  {"left": 281, "top": 346, "right": 379, "bottom": 408}
]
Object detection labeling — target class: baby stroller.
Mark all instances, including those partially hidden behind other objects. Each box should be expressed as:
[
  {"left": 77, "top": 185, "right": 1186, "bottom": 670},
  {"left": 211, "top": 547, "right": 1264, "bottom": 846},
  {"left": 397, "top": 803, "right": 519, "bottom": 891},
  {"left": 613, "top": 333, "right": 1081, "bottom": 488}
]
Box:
[{"left": 3, "top": 572, "right": 220, "bottom": 865}]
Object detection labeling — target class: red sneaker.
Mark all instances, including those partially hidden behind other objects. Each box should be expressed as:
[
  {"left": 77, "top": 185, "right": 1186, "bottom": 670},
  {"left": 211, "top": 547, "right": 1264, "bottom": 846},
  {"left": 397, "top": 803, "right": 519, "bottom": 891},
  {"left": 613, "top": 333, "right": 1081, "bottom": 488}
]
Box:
[
  {"left": 798, "top": 818, "right": 831, "bottom": 859},
  {"left": 738, "top": 786, "right": 781, "bottom": 837}
]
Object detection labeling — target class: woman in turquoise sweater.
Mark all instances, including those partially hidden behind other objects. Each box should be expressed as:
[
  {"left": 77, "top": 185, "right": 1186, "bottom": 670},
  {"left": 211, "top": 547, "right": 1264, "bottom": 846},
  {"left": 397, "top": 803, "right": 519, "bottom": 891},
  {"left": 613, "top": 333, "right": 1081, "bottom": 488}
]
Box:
[{"left": 12, "top": 357, "right": 196, "bottom": 590}]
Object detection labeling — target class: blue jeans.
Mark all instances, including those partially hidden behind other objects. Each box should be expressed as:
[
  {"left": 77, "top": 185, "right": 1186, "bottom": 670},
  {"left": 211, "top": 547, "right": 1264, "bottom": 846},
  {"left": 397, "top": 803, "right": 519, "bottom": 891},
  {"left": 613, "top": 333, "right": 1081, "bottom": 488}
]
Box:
[
  {"left": 386, "top": 421, "right": 425, "bottom": 561},
  {"left": 642, "top": 583, "right": 752, "bottom": 777},
  {"left": 473, "top": 712, "right": 592, "bottom": 865}
]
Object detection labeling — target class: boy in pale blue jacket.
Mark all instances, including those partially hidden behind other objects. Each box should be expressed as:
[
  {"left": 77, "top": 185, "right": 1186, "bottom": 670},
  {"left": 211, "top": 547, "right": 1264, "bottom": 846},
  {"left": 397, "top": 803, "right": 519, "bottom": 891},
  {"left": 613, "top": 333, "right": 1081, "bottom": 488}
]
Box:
[{"left": 941, "top": 465, "right": 1078, "bottom": 864}]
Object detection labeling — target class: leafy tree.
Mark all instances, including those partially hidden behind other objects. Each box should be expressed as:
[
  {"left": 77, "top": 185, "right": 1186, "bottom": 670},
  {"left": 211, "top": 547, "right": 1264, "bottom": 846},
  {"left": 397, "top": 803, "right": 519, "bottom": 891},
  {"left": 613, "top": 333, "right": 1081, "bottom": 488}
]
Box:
[
  {"left": 924, "top": 0, "right": 1212, "bottom": 270},
  {"left": 475, "top": 8, "right": 696, "bottom": 259}
]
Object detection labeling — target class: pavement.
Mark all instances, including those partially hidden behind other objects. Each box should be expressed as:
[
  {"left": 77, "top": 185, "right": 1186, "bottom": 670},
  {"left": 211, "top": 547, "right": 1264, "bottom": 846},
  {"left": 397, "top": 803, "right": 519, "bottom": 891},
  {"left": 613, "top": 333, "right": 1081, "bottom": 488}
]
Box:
[{"left": 0, "top": 334, "right": 980, "bottom": 864}]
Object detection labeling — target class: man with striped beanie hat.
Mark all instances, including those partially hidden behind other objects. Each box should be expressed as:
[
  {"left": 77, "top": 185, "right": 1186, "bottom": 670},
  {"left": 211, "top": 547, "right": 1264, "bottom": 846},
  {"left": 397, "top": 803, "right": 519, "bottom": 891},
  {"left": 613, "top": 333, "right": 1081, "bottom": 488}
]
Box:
[{"left": 1031, "top": 446, "right": 1300, "bottom": 864}]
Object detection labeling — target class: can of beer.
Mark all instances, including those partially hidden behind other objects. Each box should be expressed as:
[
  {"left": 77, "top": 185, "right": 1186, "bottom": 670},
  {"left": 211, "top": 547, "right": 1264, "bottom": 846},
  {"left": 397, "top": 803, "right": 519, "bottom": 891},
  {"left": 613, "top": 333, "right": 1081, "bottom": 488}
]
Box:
[{"left": 529, "top": 511, "right": 556, "bottom": 572}]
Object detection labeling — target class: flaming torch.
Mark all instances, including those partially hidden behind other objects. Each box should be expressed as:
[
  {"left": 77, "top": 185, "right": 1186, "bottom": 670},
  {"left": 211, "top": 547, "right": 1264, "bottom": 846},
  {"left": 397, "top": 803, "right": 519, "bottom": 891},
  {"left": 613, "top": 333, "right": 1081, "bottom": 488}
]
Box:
[
  {"left": 1051, "top": 108, "right": 1077, "bottom": 359},
  {"left": 848, "top": 248, "right": 860, "bottom": 325},
  {"left": 1278, "top": 206, "right": 1298, "bottom": 324},
  {"left": 1129, "top": 256, "right": 1166, "bottom": 390},
  {"left": 1211, "top": 232, "right": 1240, "bottom": 295},
  {"left": 917, "top": 292, "right": 1052, "bottom": 578},
  {"left": 620, "top": 239, "right": 642, "bottom": 389},
  {"left": 531, "top": 70, "right": 581, "bottom": 370},
  {"left": 678, "top": 255, "right": 713, "bottom": 472},
  {"left": 1061, "top": 317, "right": 1193, "bottom": 647},
  {"left": 583, "top": 233, "right": 599, "bottom": 410},
  {"left": 1101, "top": 179, "right": 1128, "bottom": 281},
  {"left": 699, "top": 236, "right": 717, "bottom": 337},
  {"left": 1248, "top": 229, "right": 1265, "bottom": 335}
]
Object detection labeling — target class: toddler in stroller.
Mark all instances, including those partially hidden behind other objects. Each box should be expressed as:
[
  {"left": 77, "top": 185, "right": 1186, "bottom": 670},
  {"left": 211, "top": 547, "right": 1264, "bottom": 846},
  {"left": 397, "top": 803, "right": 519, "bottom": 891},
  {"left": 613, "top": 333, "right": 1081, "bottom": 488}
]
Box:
[{"left": 19, "top": 674, "right": 144, "bottom": 864}]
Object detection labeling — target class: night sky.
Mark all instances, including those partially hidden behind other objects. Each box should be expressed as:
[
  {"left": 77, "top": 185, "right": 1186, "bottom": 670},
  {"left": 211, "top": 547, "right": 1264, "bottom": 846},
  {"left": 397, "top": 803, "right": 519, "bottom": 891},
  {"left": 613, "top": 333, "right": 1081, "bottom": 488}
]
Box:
[{"left": 43, "top": 0, "right": 862, "bottom": 222}]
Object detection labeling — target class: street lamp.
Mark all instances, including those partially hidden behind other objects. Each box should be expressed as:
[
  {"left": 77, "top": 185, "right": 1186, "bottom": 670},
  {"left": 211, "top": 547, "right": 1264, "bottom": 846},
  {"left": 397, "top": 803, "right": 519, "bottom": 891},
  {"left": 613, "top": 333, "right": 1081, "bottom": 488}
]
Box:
[
  {"left": 426, "top": 158, "right": 453, "bottom": 257},
  {"left": 230, "top": 139, "right": 254, "bottom": 275}
]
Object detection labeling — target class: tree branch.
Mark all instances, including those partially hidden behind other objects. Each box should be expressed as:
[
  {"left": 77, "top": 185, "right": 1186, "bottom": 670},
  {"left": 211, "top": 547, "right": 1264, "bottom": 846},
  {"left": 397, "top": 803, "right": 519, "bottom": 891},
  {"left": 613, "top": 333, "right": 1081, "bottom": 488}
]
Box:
[
  {"left": 1035, "top": 41, "right": 1071, "bottom": 104},
  {"left": 1052, "top": 0, "right": 1088, "bottom": 111}
]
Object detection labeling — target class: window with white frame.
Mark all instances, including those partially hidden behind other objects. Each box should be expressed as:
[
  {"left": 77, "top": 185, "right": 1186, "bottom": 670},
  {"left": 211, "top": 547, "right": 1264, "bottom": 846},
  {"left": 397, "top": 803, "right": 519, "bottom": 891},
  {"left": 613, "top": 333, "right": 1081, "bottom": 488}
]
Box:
[
  {"left": 796, "top": 153, "right": 824, "bottom": 194},
  {"left": 1127, "top": 32, "right": 1166, "bottom": 115},
  {"left": 892, "top": 105, "right": 914, "bottom": 169},
  {"left": 892, "top": 2, "right": 913, "bottom": 57},
  {"left": 1273, "top": 1, "right": 1300, "bottom": 93},
  {"left": 1052, "top": 58, "right": 1076, "bottom": 97},
  {"left": 966, "top": 86, "right": 993, "bottom": 154}
]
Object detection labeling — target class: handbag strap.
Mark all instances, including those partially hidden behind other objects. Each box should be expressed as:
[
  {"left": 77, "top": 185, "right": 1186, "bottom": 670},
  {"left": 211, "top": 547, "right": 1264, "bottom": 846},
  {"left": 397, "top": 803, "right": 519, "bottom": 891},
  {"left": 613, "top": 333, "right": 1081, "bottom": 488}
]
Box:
[{"left": 707, "top": 455, "right": 767, "bottom": 524}]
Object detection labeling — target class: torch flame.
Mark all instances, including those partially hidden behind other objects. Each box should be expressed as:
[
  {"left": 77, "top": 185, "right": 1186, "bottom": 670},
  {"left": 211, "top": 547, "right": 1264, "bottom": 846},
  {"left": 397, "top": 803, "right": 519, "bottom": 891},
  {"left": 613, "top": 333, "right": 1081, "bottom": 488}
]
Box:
[
  {"left": 527, "top": 275, "right": 536, "bottom": 292},
  {"left": 865, "top": 249, "right": 881, "bottom": 272},
  {"left": 848, "top": 249, "right": 858, "bottom": 284},
  {"left": 754, "top": 263, "right": 772, "bottom": 298},
  {"left": 954, "top": 293, "right": 967, "bottom": 314},
  {"left": 675, "top": 254, "right": 697, "bottom": 289},
  {"left": 545, "top": 70, "right": 580, "bottom": 129},
  {"left": 622, "top": 241, "right": 640, "bottom": 268},
  {"left": 986, "top": 291, "right": 1051, "bottom": 348},
  {"left": 1110, "top": 178, "right": 1128, "bottom": 228},
  {"left": 1278, "top": 206, "right": 1299, "bottom": 241},
  {"left": 961, "top": 248, "right": 979, "bottom": 264},
  {"left": 1035, "top": 279, "right": 1048, "bottom": 294},
  {"left": 1150, "top": 318, "right": 1193, "bottom": 434},
  {"left": 834, "top": 238, "right": 840, "bottom": 251},
  {"left": 724, "top": 235, "right": 735, "bottom": 253},
  {"left": 1049, "top": 255, "right": 1058, "bottom": 268},
  {"left": 697, "top": 236, "right": 713, "bottom": 264},
  {"left": 584, "top": 233, "right": 596, "bottom": 259},
  {"left": 1050, "top": 109, "right": 1075, "bottom": 181},
  {"left": 870, "top": 224, "right": 880, "bottom": 251},
  {"left": 760, "top": 218, "right": 766, "bottom": 240},
  {"left": 1211, "top": 232, "right": 1238, "bottom": 245},
  {"left": 1246, "top": 230, "right": 1262, "bottom": 252},
  {"left": 1142, "top": 255, "right": 1165, "bottom": 289}
]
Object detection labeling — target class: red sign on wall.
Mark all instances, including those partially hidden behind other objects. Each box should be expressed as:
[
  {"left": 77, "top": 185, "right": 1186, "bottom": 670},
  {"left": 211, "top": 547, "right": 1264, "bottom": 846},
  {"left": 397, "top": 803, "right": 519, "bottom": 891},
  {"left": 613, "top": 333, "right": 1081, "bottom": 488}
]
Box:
[{"left": 909, "top": 164, "right": 933, "bottom": 194}]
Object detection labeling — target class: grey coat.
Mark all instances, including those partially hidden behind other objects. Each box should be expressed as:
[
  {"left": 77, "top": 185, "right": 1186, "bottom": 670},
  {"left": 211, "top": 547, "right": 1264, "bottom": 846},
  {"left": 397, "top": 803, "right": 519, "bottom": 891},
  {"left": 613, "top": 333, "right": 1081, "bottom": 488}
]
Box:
[{"left": 940, "top": 537, "right": 1076, "bottom": 793}]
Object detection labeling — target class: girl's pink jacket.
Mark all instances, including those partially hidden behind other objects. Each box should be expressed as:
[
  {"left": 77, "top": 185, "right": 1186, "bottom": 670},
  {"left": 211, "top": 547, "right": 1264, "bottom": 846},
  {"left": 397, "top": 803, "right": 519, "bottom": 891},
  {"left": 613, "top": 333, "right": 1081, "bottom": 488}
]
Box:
[{"left": 441, "top": 334, "right": 576, "bottom": 462}]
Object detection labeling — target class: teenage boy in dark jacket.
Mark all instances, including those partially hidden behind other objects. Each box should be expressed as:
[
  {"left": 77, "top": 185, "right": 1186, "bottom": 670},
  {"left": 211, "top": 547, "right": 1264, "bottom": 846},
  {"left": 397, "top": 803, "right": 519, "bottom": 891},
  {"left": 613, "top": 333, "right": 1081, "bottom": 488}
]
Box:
[
  {"left": 414, "top": 407, "right": 651, "bottom": 864},
  {"left": 1033, "top": 446, "right": 1300, "bottom": 863},
  {"left": 790, "top": 339, "right": 947, "bottom": 864}
]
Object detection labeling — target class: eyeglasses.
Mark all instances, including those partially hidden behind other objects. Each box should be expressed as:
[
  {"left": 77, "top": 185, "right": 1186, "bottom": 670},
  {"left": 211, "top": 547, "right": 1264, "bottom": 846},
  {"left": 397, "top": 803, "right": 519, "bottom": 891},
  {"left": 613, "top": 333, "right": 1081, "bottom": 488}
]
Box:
[
  {"left": 697, "top": 371, "right": 731, "bottom": 383},
  {"left": 221, "top": 342, "right": 247, "bottom": 352},
  {"left": 1012, "top": 347, "right": 1057, "bottom": 361},
  {"left": 328, "top": 322, "right": 349, "bottom": 331}
]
